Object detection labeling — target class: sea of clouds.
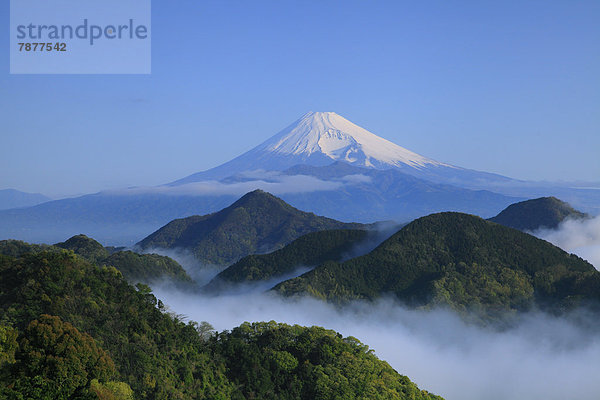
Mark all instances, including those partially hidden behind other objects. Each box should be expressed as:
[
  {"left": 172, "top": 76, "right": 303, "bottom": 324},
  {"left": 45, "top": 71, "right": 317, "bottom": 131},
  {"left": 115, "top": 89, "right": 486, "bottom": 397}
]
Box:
[
  {"left": 152, "top": 286, "right": 600, "bottom": 400},
  {"left": 149, "top": 247, "right": 600, "bottom": 400}
]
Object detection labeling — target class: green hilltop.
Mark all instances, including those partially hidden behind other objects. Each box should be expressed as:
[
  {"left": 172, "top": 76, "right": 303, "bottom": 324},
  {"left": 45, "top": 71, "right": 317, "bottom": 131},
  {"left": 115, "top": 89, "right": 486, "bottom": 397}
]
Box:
[
  {"left": 137, "top": 190, "right": 366, "bottom": 265},
  {"left": 489, "top": 196, "right": 588, "bottom": 231}
]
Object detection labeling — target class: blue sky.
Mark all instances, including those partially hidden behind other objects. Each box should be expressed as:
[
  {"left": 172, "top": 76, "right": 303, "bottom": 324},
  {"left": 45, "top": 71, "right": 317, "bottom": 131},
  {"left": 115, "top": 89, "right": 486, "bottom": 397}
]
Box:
[{"left": 1, "top": 0, "right": 599, "bottom": 197}]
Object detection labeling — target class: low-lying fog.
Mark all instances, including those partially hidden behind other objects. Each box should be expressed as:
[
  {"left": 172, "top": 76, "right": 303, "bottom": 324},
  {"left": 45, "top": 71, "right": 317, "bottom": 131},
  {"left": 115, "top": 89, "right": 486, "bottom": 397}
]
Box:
[
  {"left": 153, "top": 287, "right": 600, "bottom": 400},
  {"left": 533, "top": 215, "right": 600, "bottom": 270}
]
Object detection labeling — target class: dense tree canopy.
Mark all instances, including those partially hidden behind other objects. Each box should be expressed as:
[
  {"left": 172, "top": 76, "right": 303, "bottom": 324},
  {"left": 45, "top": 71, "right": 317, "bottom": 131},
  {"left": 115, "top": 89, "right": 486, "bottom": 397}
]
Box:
[
  {"left": 4, "top": 314, "right": 117, "bottom": 399},
  {"left": 0, "top": 248, "right": 442, "bottom": 399},
  {"left": 0, "top": 235, "right": 193, "bottom": 286},
  {"left": 205, "top": 229, "right": 368, "bottom": 291},
  {"left": 274, "top": 212, "right": 600, "bottom": 323}
]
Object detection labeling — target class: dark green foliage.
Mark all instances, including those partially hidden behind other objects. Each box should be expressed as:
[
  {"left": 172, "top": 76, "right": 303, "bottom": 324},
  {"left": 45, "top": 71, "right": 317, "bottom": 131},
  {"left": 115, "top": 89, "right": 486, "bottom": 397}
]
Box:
[
  {"left": 0, "top": 236, "right": 193, "bottom": 286},
  {"left": 489, "top": 196, "right": 588, "bottom": 231},
  {"left": 275, "top": 212, "right": 599, "bottom": 321},
  {"left": 0, "top": 249, "right": 443, "bottom": 399},
  {"left": 0, "top": 324, "right": 18, "bottom": 367},
  {"left": 0, "top": 250, "right": 235, "bottom": 399},
  {"left": 0, "top": 239, "right": 54, "bottom": 257},
  {"left": 205, "top": 229, "right": 368, "bottom": 291},
  {"left": 104, "top": 251, "right": 194, "bottom": 285},
  {"left": 55, "top": 234, "right": 110, "bottom": 263},
  {"left": 104, "top": 246, "right": 127, "bottom": 255},
  {"left": 55, "top": 234, "right": 193, "bottom": 284},
  {"left": 137, "top": 190, "right": 366, "bottom": 265}
]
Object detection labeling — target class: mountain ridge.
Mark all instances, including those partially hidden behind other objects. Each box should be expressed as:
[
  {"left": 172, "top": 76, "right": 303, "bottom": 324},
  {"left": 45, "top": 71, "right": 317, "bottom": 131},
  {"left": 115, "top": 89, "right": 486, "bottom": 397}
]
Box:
[
  {"left": 137, "top": 190, "right": 367, "bottom": 265},
  {"left": 0, "top": 235, "right": 193, "bottom": 285},
  {"left": 0, "top": 189, "right": 50, "bottom": 211},
  {"left": 273, "top": 212, "right": 599, "bottom": 323}
]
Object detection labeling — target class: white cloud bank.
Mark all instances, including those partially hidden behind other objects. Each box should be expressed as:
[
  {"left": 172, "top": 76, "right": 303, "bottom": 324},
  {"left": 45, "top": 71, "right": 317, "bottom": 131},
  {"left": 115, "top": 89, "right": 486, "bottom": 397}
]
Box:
[
  {"left": 151, "top": 283, "right": 600, "bottom": 400},
  {"left": 106, "top": 172, "right": 372, "bottom": 197},
  {"left": 534, "top": 216, "right": 600, "bottom": 269}
]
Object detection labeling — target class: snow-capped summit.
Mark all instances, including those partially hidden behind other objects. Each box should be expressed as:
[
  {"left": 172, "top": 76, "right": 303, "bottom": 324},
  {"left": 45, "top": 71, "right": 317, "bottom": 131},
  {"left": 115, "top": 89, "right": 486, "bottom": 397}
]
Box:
[
  {"left": 258, "top": 111, "right": 446, "bottom": 169},
  {"left": 173, "top": 111, "right": 462, "bottom": 185}
]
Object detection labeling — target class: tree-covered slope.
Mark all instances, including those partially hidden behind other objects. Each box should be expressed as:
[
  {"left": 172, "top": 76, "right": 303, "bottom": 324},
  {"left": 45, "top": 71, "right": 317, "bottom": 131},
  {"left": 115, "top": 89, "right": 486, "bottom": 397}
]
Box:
[
  {"left": 0, "top": 235, "right": 193, "bottom": 285},
  {"left": 57, "top": 235, "right": 194, "bottom": 285},
  {"left": 0, "top": 251, "right": 213, "bottom": 399},
  {"left": 0, "top": 249, "right": 442, "bottom": 400},
  {"left": 489, "top": 196, "right": 588, "bottom": 231},
  {"left": 137, "top": 190, "right": 366, "bottom": 265},
  {"left": 274, "top": 212, "right": 599, "bottom": 320},
  {"left": 103, "top": 251, "right": 194, "bottom": 285},
  {"left": 0, "top": 240, "right": 53, "bottom": 257},
  {"left": 204, "top": 229, "right": 369, "bottom": 291}
]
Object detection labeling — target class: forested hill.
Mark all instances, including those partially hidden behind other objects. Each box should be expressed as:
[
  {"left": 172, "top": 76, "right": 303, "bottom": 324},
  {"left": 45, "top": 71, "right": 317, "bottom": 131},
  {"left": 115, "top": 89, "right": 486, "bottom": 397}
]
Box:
[
  {"left": 274, "top": 212, "right": 599, "bottom": 322},
  {"left": 0, "top": 249, "right": 442, "bottom": 399},
  {"left": 137, "top": 189, "right": 367, "bottom": 265},
  {"left": 0, "top": 235, "right": 193, "bottom": 285},
  {"left": 204, "top": 229, "right": 369, "bottom": 292},
  {"left": 489, "top": 196, "right": 588, "bottom": 231}
]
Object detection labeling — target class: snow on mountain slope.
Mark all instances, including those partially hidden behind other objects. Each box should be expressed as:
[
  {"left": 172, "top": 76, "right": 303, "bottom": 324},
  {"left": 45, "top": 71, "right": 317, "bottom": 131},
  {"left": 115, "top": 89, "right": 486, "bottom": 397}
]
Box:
[
  {"left": 173, "top": 112, "right": 457, "bottom": 185},
  {"left": 172, "top": 111, "right": 518, "bottom": 189},
  {"left": 257, "top": 111, "right": 447, "bottom": 169}
]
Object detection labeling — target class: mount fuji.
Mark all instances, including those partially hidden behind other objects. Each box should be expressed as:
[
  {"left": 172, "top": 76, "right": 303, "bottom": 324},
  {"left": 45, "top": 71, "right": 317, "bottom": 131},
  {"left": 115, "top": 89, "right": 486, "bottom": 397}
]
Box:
[{"left": 173, "top": 111, "right": 513, "bottom": 188}]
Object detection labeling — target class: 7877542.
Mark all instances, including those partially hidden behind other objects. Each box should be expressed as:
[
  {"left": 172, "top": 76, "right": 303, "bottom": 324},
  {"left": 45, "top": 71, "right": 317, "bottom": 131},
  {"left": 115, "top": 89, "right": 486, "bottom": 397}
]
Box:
[{"left": 18, "top": 42, "right": 67, "bottom": 52}]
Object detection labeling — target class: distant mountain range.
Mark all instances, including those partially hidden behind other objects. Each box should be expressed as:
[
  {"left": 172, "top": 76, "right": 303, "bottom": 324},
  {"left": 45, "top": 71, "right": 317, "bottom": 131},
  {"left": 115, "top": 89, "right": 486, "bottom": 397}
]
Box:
[
  {"left": 170, "top": 111, "right": 600, "bottom": 209},
  {"left": 0, "top": 112, "right": 597, "bottom": 245},
  {"left": 265, "top": 162, "right": 521, "bottom": 222},
  {"left": 0, "top": 162, "right": 522, "bottom": 245},
  {"left": 0, "top": 189, "right": 50, "bottom": 210}
]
